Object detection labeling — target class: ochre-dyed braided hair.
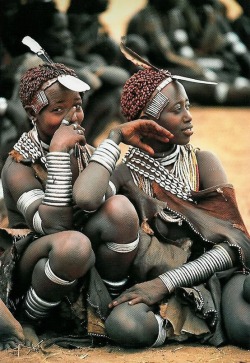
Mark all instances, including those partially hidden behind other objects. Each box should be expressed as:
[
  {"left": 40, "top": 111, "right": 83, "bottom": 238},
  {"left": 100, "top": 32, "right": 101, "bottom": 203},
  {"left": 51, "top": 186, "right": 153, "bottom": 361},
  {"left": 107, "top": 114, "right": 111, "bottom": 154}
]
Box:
[
  {"left": 120, "top": 68, "right": 171, "bottom": 121},
  {"left": 19, "top": 63, "right": 77, "bottom": 108}
]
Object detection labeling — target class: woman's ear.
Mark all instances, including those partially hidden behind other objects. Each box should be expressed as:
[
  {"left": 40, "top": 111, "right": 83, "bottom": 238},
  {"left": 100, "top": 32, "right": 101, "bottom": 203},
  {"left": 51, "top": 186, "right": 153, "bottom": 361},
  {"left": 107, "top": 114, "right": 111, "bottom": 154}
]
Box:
[{"left": 24, "top": 106, "right": 37, "bottom": 124}]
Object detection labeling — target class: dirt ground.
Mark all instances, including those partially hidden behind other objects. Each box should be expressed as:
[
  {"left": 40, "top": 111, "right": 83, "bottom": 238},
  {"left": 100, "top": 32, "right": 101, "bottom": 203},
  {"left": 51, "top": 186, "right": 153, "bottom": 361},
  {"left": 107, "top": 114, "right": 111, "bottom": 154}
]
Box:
[
  {"left": 0, "top": 107, "right": 250, "bottom": 362},
  {"left": 1, "top": 343, "right": 250, "bottom": 363}
]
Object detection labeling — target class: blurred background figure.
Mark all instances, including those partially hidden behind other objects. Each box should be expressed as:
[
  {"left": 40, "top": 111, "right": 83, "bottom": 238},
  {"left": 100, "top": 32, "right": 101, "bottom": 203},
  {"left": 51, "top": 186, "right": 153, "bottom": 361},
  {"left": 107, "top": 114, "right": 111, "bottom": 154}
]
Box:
[
  {"left": 0, "top": 0, "right": 129, "bottom": 154},
  {"left": 220, "top": 0, "right": 250, "bottom": 51},
  {"left": 123, "top": 0, "right": 250, "bottom": 106},
  {"left": 0, "top": 0, "right": 130, "bottom": 228},
  {"left": 67, "top": 0, "right": 129, "bottom": 144}
]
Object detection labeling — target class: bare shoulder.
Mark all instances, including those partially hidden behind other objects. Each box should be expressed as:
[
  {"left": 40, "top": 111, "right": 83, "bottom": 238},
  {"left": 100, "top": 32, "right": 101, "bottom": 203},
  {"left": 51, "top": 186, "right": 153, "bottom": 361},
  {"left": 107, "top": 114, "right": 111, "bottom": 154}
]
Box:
[
  {"left": 196, "top": 149, "right": 221, "bottom": 164},
  {"left": 195, "top": 149, "right": 228, "bottom": 189},
  {"left": 2, "top": 156, "right": 42, "bottom": 200}
]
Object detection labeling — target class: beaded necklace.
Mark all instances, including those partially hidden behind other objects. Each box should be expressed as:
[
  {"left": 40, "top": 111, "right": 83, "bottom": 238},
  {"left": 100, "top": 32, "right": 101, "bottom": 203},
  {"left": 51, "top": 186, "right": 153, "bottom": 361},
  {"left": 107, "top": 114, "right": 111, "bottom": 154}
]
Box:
[
  {"left": 123, "top": 145, "right": 199, "bottom": 225},
  {"left": 123, "top": 144, "right": 199, "bottom": 202},
  {"left": 13, "top": 127, "right": 91, "bottom": 172}
]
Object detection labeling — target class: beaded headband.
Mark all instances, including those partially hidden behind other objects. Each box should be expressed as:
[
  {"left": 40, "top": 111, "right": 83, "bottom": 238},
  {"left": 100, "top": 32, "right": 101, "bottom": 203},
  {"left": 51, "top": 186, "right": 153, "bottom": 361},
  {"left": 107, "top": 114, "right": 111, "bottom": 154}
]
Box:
[
  {"left": 120, "top": 36, "right": 217, "bottom": 120},
  {"left": 22, "top": 36, "right": 90, "bottom": 114}
]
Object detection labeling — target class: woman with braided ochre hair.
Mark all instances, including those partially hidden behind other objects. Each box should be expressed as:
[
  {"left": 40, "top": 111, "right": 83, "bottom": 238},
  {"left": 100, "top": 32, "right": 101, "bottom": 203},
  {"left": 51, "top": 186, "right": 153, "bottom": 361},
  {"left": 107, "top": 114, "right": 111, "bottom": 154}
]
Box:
[
  {"left": 97, "top": 47, "right": 250, "bottom": 349},
  {"left": 0, "top": 57, "right": 172, "bottom": 350}
]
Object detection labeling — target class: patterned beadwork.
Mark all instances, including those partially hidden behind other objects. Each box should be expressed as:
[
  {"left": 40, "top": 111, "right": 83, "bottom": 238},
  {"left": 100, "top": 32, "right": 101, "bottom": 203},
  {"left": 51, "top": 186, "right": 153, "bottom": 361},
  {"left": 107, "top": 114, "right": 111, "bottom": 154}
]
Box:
[
  {"left": 14, "top": 132, "right": 43, "bottom": 163},
  {"left": 123, "top": 147, "right": 194, "bottom": 201}
]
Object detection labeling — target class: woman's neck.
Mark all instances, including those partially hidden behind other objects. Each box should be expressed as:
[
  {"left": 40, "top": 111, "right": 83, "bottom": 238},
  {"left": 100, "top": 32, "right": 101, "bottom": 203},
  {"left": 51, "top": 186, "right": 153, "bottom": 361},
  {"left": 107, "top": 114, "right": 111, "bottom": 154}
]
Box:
[
  {"left": 143, "top": 137, "right": 176, "bottom": 157},
  {"left": 153, "top": 144, "right": 177, "bottom": 158}
]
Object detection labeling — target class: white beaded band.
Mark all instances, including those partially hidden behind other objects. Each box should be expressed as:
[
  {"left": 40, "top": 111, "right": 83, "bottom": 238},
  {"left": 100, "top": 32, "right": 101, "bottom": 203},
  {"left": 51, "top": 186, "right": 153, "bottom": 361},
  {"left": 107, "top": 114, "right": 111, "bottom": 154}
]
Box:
[
  {"left": 102, "top": 277, "right": 128, "bottom": 288},
  {"left": 102, "top": 278, "right": 129, "bottom": 299},
  {"left": 43, "top": 152, "right": 73, "bottom": 207},
  {"left": 106, "top": 234, "right": 139, "bottom": 253},
  {"left": 17, "top": 189, "right": 45, "bottom": 216},
  {"left": 151, "top": 314, "right": 167, "bottom": 347},
  {"left": 44, "top": 259, "right": 76, "bottom": 285},
  {"left": 32, "top": 210, "right": 45, "bottom": 235},
  {"left": 89, "top": 139, "right": 121, "bottom": 174},
  {"left": 108, "top": 180, "right": 117, "bottom": 196}
]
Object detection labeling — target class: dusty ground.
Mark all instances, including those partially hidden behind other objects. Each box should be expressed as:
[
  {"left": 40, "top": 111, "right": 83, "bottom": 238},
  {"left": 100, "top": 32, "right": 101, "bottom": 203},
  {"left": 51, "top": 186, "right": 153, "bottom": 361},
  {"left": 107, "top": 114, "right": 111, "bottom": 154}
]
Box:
[
  {"left": 1, "top": 343, "right": 250, "bottom": 363},
  {"left": 0, "top": 107, "right": 250, "bottom": 362}
]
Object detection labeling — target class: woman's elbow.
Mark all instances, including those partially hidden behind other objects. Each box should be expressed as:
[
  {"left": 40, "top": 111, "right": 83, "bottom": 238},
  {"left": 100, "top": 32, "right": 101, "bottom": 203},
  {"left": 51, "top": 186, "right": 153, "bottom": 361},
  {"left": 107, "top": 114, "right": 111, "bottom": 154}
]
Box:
[{"left": 73, "top": 189, "right": 104, "bottom": 212}]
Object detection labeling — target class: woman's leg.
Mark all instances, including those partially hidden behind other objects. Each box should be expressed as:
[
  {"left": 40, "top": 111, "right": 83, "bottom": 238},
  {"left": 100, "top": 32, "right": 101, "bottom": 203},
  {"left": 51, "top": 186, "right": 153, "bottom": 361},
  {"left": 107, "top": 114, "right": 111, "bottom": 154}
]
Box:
[
  {"left": 82, "top": 195, "right": 139, "bottom": 297},
  {"left": 15, "top": 230, "right": 95, "bottom": 345},
  {"left": 105, "top": 302, "right": 165, "bottom": 348},
  {"left": 222, "top": 273, "right": 250, "bottom": 349}
]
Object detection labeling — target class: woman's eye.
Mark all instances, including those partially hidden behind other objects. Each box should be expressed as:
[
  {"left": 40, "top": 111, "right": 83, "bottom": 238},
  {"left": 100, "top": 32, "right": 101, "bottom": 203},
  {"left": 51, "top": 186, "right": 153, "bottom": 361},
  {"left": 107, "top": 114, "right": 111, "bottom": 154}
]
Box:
[
  {"left": 75, "top": 104, "right": 83, "bottom": 111},
  {"left": 173, "top": 105, "right": 181, "bottom": 112},
  {"left": 53, "top": 107, "right": 63, "bottom": 112}
]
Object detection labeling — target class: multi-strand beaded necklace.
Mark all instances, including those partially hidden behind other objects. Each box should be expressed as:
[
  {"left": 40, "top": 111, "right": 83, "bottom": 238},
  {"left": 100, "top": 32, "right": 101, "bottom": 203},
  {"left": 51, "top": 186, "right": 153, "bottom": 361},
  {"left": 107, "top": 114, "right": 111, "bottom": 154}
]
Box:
[
  {"left": 123, "top": 144, "right": 199, "bottom": 225},
  {"left": 13, "top": 127, "right": 91, "bottom": 172},
  {"left": 123, "top": 144, "right": 199, "bottom": 202}
]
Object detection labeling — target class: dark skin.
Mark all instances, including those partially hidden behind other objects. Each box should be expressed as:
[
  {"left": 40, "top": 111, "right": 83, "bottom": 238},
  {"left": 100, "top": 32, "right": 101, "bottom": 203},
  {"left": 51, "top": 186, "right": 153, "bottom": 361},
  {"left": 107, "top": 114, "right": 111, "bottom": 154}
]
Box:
[
  {"left": 1, "top": 80, "right": 172, "bottom": 349},
  {"left": 108, "top": 81, "right": 229, "bottom": 308},
  {"left": 0, "top": 299, "right": 24, "bottom": 351},
  {"left": 103, "top": 80, "right": 250, "bottom": 349},
  {"left": 6, "top": 82, "right": 173, "bottom": 234}
]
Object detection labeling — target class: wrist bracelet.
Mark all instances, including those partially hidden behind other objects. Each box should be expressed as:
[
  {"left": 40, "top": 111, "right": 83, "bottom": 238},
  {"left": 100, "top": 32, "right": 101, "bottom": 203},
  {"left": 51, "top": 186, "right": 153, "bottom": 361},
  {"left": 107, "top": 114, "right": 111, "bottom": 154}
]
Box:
[
  {"left": 159, "top": 245, "right": 233, "bottom": 293},
  {"left": 89, "top": 139, "right": 121, "bottom": 174},
  {"left": 43, "top": 152, "right": 73, "bottom": 207}
]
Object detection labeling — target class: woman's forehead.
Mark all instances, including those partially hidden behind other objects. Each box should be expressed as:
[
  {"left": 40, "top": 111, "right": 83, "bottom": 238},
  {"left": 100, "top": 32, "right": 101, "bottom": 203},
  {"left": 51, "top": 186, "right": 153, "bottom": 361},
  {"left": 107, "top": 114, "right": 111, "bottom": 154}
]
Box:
[
  {"left": 45, "top": 82, "right": 80, "bottom": 99},
  {"left": 43, "top": 83, "right": 82, "bottom": 108},
  {"left": 162, "top": 81, "right": 187, "bottom": 99},
  {"left": 161, "top": 82, "right": 188, "bottom": 108}
]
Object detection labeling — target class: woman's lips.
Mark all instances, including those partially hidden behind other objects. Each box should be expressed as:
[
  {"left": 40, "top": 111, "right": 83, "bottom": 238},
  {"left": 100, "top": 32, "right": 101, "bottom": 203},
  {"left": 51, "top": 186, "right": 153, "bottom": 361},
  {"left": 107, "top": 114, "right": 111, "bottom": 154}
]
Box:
[{"left": 182, "top": 127, "right": 193, "bottom": 136}]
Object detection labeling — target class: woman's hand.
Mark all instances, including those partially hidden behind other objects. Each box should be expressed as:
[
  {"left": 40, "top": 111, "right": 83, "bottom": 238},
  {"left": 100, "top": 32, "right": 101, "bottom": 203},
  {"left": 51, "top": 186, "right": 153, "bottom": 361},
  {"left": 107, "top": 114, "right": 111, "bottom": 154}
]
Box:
[
  {"left": 50, "top": 107, "right": 86, "bottom": 152},
  {"left": 110, "top": 119, "right": 173, "bottom": 155},
  {"left": 108, "top": 277, "right": 169, "bottom": 308}
]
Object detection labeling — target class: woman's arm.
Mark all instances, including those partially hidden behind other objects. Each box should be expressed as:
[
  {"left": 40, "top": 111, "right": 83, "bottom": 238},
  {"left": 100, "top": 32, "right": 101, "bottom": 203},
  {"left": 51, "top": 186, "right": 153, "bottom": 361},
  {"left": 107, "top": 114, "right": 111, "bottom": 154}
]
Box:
[
  {"left": 109, "top": 242, "right": 237, "bottom": 307},
  {"left": 3, "top": 159, "right": 73, "bottom": 234},
  {"left": 196, "top": 150, "right": 228, "bottom": 189},
  {"left": 73, "top": 119, "right": 173, "bottom": 211}
]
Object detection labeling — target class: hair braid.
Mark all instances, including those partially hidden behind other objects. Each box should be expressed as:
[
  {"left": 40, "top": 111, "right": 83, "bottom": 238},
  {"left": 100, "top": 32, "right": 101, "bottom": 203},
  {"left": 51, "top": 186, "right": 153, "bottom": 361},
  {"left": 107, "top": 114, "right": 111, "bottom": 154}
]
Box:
[
  {"left": 120, "top": 68, "right": 171, "bottom": 121},
  {"left": 19, "top": 63, "right": 77, "bottom": 108}
]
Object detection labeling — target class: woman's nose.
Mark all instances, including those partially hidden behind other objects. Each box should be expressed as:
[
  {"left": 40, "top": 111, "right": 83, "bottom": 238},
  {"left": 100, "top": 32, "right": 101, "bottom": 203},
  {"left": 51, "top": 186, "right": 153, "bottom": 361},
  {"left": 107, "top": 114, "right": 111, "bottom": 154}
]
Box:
[
  {"left": 71, "top": 110, "right": 78, "bottom": 123},
  {"left": 183, "top": 109, "right": 192, "bottom": 122}
]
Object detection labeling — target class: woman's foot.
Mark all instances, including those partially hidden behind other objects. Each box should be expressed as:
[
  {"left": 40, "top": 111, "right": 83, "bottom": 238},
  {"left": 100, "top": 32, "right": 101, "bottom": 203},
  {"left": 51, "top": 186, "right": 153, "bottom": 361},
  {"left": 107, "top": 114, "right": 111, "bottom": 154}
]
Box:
[
  {"left": 0, "top": 299, "right": 24, "bottom": 350},
  {"left": 22, "top": 323, "right": 40, "bottom": 348}
]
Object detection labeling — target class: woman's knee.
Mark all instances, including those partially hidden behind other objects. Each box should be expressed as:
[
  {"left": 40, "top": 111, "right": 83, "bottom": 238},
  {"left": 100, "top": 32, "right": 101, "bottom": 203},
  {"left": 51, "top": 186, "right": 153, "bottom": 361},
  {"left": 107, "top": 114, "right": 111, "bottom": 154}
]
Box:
[
  {"left": 101, "top": 195, "right": 139, "bottom": 239},
  {"left": 105, "top": 303, "right": 158, "bottom": 347},
  {"left": 222, "top": 274, "right": 250, "bottom": 349},
  {"left": 49, "top": 231, "right": 95, "bottom": 280}
]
